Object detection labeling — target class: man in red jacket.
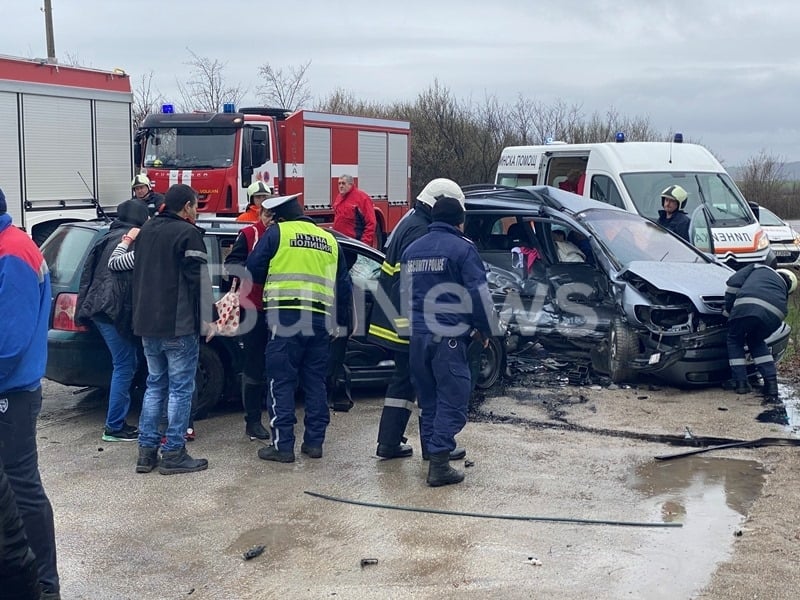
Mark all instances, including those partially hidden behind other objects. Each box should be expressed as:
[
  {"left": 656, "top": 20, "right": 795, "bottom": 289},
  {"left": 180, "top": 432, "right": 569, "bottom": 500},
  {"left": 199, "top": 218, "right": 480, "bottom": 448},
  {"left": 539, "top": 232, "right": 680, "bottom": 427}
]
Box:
[{"left": 333, "top": 174, "right": 376, "bottom": 246}]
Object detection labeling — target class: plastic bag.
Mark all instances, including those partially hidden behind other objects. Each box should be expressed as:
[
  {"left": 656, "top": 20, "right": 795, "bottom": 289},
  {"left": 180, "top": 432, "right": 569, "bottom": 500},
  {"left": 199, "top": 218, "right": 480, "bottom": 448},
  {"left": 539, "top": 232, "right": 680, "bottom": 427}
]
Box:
[{"left": 214, "top": 279, "right": 240, "bottom": 336}]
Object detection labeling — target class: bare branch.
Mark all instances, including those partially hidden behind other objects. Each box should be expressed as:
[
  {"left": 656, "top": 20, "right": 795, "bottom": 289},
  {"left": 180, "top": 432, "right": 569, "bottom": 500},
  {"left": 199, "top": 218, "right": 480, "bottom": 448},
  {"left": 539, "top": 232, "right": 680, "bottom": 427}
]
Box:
[{"left": 256, "top": 60, "right": 313, "bottom": 111}]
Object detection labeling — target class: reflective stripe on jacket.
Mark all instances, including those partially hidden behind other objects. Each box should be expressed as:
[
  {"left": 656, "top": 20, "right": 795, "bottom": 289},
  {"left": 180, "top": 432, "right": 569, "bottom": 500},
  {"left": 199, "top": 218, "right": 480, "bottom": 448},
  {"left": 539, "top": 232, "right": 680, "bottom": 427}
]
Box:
[{"left": 263, "top": 221, "right": 339, "bottom": 316}]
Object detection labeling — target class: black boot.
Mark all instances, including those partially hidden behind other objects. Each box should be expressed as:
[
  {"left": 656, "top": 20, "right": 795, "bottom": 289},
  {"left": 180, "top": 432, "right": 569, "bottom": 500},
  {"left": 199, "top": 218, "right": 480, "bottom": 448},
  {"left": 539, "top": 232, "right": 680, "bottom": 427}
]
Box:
[
  {"left": 243, "top": 382, "right": 269, "bottom": 439},
  {"left": 427, "top": 452, "right": 465, "bottom": 487},
  {"left": 376, "top": 443, "right": 413, "bottom": 459},
  {"left": 136, "top": 447, "right": 159, "bottom": 474},
  {"left": 763, "top": 377, "right": 780, "bottom": 403},
  {"left": 422, "top": 447, "right": 466, "bottom": 461},
  {"left": 158, "top": 447, "right": 209, "bottom": 475},
  {"left": 735, "top": 380, "right": 751, "bottom": 394}
]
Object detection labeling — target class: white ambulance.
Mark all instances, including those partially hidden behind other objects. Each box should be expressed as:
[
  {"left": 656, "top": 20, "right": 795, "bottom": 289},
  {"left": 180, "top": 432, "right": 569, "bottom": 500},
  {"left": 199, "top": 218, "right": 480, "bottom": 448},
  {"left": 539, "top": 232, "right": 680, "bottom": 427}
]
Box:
[{"left": 495, "top": 137, "right": 772, "bottom": 269}]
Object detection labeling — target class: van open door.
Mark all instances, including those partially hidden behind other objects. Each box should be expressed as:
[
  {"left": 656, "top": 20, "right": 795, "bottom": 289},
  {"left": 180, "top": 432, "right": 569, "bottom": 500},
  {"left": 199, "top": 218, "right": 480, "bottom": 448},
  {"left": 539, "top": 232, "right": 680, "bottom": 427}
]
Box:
[{"left": 688, "top": 205, "right": 716, "bottom": 257}]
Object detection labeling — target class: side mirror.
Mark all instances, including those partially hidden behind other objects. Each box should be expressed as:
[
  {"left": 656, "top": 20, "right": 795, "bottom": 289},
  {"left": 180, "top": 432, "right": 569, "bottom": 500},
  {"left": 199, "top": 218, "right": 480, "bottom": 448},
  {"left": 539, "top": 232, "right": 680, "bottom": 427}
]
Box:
[{"left": 748, "top": 200, "right": 760, "bottom": 220}]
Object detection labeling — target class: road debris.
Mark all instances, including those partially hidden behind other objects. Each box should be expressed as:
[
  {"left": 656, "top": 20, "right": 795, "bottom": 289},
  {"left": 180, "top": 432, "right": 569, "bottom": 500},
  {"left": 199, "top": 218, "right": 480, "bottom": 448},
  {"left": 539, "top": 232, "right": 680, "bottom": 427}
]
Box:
[
  {"left": 360, "top": 558, "right": 378, "bottom": 567},
  {"left": 242, "top": 545, "right": 265, "bottom": 560}
]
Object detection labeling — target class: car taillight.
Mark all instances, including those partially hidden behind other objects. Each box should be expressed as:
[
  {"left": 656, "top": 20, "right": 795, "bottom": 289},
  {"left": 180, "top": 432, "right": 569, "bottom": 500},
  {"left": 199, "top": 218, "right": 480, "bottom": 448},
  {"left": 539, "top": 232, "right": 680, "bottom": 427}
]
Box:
[{"left": 52, "top": 293, "right": 89, "bottom": 332}]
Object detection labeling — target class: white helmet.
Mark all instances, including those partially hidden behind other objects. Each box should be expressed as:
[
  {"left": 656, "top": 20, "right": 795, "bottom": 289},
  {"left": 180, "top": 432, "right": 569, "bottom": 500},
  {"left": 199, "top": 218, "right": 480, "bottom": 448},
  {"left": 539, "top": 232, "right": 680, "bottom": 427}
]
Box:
[
  {"left": 131, "top": 174, "right": 151, "bottom": 189},
  {"left": 417, "top": 178, "right": 465, "bottom": 208},
  {"left": 776, "top": 268, "right": 798, "bottom": 294},
  {"left": 247, "top": 181, "right": 273, "bottom": 201}
]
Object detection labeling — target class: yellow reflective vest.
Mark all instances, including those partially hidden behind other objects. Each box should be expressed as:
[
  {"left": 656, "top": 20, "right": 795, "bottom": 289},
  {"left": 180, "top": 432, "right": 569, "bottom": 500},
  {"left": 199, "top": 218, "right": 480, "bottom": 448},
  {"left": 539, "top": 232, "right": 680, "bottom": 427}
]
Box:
[{"left": 263, "top": 221, "right": 339, "bottom": 316}]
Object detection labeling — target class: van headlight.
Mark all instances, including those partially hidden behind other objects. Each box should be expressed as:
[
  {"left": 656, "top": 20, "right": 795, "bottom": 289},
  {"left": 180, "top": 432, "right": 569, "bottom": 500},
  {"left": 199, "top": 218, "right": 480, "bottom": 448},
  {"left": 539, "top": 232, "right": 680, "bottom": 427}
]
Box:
[{"left": 757, "top": 232, "right": 770, "bottom": 250}]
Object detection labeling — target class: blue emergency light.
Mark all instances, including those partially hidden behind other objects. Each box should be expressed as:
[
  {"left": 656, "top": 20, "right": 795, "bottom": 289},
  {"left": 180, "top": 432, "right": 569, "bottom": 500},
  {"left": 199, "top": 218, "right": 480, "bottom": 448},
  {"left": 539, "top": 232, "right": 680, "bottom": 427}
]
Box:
[
  {"left": 615, "top": 131, "right": 626, "bottom": 143},
  {"left": 161, "top": 104, "right": 174, "bottom": 114},
  {"left": 674, "top": 132, "right": 684, "bottom": 143},
  {"left": 223, "top": 103, "right": 236, "bottom": 113}
]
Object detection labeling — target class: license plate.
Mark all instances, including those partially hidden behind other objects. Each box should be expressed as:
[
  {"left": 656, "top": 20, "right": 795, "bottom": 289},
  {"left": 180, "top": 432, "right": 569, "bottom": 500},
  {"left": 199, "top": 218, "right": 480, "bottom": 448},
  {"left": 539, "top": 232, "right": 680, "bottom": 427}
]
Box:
[{"left": 775, "top": 251, "right": 791, "bottom": 257}]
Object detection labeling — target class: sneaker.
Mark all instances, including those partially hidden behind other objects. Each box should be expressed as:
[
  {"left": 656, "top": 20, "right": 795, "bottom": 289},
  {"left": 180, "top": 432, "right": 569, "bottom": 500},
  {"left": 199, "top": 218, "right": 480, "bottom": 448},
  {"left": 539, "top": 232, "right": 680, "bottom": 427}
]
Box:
[
  {"left": 246, "top": 421, "right": 270, "bottom": 441},
  {"left": 102, "top": 428, "right": 138, "bottom": 442},
  {"left": 184, "top": 428, "right": 196, "bottom": 442},
  {"left": 121, "top": 422, "right": 139, "bottom": 435},
  {"left": 258, "top": 445, "right": 295, "bottom": 463},
  {"left": 301, "top": 443, "right": 323, "bottom": 459}
]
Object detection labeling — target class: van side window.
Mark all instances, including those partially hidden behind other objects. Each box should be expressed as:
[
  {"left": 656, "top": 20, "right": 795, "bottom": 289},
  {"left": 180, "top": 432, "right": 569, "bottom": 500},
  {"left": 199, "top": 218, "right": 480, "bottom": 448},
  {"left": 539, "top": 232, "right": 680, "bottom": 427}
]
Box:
[{"left": 590, "top": 175, "right": 625, "bottom": 209}]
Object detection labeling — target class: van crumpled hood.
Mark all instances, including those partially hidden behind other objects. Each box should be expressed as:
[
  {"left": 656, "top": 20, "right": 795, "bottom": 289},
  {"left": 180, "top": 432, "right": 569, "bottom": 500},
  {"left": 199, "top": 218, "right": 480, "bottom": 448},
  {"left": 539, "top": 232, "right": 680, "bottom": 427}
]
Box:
[{"left": 623, "top": 261, "right": 732, "bottom": 304}]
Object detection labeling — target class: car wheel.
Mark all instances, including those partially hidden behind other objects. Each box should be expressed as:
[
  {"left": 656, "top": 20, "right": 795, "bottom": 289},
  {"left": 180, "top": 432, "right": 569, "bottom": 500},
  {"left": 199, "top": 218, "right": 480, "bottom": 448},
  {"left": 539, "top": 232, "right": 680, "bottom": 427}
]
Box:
[
  {"left": 475, "top": 336, "right": 505, "bottom": 390},
  {"left": 608, "top": 318, "right": 638, "bottom": 383},
  {"left": 194, "top": 344, "right": 225, "bottom": 420}
]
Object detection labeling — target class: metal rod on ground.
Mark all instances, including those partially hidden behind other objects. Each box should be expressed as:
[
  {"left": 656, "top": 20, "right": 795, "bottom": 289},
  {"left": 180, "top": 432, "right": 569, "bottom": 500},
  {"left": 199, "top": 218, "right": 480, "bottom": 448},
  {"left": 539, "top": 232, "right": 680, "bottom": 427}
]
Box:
[
  {"left": 655, "top": 437, "right": 800, "bottom": 461},
  {"left": 304, "top": 490, "right": 681, "bottom": 528}
]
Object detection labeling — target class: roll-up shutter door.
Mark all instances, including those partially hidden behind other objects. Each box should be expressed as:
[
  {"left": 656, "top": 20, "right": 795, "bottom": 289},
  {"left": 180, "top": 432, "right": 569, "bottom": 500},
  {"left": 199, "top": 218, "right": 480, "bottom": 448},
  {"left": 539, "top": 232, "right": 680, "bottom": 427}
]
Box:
[
  {"left": 24, "top": 95, "right": 93, "bottom": 203},
  {"left": 96, "top": 100, "right": 132, "bottom": 209},
  {"left": 358, "top": 131, "right": 387, "bottom": 198},
  {"left": 387, "top": 133, "right": 408, "bottom": 205},
  {"left": 0, "top": 92, "right": 22, "bottom": 224},
  {"left": 304, "top": 126, "right": 331, "bottom": 209}
]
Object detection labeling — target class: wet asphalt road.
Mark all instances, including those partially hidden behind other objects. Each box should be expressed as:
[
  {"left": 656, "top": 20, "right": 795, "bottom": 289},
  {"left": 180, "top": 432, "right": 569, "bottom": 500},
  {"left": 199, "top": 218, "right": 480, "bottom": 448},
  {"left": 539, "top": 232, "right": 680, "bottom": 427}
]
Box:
[{"left": 37, "top": 378, "right": 795, "bottom": 599}]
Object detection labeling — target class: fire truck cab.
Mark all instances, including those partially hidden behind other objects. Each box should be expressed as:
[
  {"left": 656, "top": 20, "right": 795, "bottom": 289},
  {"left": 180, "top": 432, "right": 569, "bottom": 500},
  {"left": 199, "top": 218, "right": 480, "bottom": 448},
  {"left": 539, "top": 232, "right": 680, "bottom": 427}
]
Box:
[{"left": 135, "top": 106, "right": 411, "bottom": 244}]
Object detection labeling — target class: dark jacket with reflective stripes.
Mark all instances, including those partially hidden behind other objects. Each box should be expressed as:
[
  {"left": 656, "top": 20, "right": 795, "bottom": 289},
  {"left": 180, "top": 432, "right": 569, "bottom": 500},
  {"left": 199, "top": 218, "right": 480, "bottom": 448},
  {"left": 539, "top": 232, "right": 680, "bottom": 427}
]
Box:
[
  {"left": 367, "top": 201, "right": 433, "bottom": 351},
  {"left": 724, "top": 263, "right": 788, "bottom": 331}
]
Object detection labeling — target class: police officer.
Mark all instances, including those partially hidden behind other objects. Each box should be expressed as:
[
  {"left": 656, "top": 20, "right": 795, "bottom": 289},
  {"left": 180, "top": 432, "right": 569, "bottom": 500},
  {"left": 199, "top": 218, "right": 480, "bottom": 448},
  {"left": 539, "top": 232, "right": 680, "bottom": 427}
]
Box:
[
  {"left": 402, "top": 195, "right": 495, "bottom": 487},
  {"left": 368, "top": 178, "right": 468, "bottom": 461},
  {"left": 724, "top": 264, "right": 797, "bottom": 402},
  {"left": 656, "top": 184, "right": 691, "bottom": 242},
  {"left": 224, "top": 181, "right": 274, "bottom": 440},
  {"left": 246, "top": 194, "right": 352, "bottom": 462},
  {"left": 131, "top": 174, "right": 165, "bottom": 216}
]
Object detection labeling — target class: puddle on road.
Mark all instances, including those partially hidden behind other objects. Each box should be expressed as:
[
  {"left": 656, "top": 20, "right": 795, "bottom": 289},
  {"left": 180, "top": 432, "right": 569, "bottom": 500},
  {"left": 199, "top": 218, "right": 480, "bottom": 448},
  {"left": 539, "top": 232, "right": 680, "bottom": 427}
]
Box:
[
  {"left": 776, "top": 383, "right": 800, "bottom": 434},
  {"left": 619, "top": 457, "right": 766, "bottom": 598}
]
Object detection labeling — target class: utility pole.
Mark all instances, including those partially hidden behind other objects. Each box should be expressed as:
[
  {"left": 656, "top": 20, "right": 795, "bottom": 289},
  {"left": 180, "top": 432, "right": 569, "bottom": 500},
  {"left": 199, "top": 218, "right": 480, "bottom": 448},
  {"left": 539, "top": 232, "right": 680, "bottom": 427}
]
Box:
[{"left": 43, "top": 0, "right": 57, "bottom": 63}]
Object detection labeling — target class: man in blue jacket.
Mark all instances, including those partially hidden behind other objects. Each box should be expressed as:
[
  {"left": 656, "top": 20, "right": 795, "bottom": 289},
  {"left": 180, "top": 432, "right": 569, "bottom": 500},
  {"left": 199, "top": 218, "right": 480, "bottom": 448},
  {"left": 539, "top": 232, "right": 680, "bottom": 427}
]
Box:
[
  {"left": 0, "top": 187, "right": 61, "bottom": 598},
  {"left": 402, "top": 195, "right": 497, "bottom": 486}
]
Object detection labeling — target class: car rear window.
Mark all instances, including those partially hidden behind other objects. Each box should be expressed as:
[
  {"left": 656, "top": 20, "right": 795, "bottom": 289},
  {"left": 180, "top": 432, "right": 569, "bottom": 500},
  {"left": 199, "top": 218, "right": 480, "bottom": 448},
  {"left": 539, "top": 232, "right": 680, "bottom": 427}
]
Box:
[{"left": 40, "top": 227, "right": 98, "bottom": 286}]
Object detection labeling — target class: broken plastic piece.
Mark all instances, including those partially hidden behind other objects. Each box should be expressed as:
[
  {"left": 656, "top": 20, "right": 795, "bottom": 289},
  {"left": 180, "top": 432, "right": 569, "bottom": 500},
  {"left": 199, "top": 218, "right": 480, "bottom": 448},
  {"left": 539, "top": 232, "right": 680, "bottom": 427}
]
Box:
[{"left": 243, "top": 545, "right": 265, "bottom": 560}]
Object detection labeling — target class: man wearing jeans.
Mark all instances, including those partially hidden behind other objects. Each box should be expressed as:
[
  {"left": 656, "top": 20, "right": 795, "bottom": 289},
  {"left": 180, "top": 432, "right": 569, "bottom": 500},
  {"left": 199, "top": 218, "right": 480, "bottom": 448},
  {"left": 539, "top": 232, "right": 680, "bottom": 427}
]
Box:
[
  {"left": 0, "top": 187, "right": 61, "bottom": 597},
  {"left": 132, "top": 184, "right": 215, "bottom": 475}
]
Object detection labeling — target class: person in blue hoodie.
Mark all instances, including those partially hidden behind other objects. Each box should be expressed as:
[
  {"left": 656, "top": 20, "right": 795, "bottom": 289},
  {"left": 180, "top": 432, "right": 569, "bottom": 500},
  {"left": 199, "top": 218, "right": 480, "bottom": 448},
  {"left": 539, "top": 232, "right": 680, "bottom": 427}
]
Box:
[{"left": 0, "top": 187, "right": 61, "bottom": 599}]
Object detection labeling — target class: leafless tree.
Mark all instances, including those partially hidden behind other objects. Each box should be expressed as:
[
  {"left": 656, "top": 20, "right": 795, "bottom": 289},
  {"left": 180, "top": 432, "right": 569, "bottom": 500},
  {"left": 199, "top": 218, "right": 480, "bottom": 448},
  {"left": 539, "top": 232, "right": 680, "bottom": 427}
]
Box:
[
  {"left": 132, "top": 71, "right": 164, "bottom": 130},
  {"left": 256, "top": 60, "right": 313, "bottom": 111},
  {"left": 739, "top": 151, "right": 789, "bottom": 212},
  {"left": 175, "top": 49, "right": 246, "bottom": 112}
]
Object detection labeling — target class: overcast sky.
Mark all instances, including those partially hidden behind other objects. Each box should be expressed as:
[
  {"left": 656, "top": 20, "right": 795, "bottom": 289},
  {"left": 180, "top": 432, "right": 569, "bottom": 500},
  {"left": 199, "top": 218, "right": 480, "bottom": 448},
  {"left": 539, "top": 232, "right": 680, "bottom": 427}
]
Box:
[{"left": 5, "top": 0, "right": 800, "bottom": 165}]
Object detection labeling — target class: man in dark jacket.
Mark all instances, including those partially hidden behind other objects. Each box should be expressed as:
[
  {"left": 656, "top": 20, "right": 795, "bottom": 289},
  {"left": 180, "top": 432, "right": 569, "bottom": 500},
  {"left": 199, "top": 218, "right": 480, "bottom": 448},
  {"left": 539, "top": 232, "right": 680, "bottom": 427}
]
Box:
[
  {"left": 132, "top": 184, "right": 214, "bottom": 475},
  {"left": 724, "top": 264, "right": 796, "bottom": 401},
  {"left": 402, "top": 196, "right": 496, "bottom": 486},
  {"left": 656, "top": 184, "right": 691, "bottom": 242},
  {"left": 0, "top": 187, "right": 61, "bottom": 598},
  {"left": 76, "top": 200, "right": 149, "bottom": 442},
  {"left": 368, "top": 178, "right": 469, "bottom": 460}
]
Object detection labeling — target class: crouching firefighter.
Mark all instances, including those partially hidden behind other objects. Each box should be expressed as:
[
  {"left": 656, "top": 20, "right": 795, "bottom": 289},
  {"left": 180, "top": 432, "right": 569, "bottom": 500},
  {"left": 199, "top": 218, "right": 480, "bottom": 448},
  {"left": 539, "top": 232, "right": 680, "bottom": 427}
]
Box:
[
  {"left": 367, "top": 179, "right": 469, "bottom": 461},
  {"left": 723, "top": 264, "right": 797, "bottom": 402},
  {"left": 402, "top": 195, "right": 497, "bottom": 487}
]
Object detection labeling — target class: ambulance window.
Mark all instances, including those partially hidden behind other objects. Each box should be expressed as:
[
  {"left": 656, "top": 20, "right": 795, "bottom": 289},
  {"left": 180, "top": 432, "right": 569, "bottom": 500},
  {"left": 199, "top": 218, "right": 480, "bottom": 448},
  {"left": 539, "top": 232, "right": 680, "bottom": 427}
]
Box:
[
  {"left": 497, "top": 174, "right": 536, "bottom": 187},
  {"left": 590, "top": 175, "right": 625, "bottom": 209}
]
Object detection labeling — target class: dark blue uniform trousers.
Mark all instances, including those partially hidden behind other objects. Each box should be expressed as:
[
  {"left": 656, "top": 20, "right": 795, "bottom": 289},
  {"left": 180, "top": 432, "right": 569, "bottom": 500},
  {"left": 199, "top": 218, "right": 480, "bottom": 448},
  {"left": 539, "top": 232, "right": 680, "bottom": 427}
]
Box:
[
  {"left": 265, "top": 325, "right": 331, "bottom": 453},
  {"left": 726, "top": 315, "right": 777, "bottom": 382},
  {"left": 409, "top": 334, "right": 472, "bottom": 456}
]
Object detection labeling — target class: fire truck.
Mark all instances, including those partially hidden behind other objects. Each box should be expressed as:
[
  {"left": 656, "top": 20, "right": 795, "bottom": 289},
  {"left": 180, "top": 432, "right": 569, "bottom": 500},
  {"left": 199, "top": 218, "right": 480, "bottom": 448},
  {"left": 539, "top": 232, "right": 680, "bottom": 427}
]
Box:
[
  {"left": 0, "top": 55, "right": 133, "bottom": 244},
  {"left": 134, "top": 105, "right": 412, "bottom": 244}
]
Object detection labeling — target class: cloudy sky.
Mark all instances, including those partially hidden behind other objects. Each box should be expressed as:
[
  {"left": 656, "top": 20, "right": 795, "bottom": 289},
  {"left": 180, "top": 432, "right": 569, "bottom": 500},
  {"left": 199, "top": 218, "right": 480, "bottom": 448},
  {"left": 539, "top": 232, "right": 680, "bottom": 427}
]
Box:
[{"left": 5, "top": 0, "right": 800, "bottom": 165}]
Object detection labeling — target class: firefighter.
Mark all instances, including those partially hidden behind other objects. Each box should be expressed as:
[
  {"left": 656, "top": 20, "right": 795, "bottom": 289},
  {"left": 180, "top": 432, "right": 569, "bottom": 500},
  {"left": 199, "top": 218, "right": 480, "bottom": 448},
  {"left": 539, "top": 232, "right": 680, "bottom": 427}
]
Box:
[
  {"left": 131, "top": 174, "right": 165, "bottom": 216},
  {"left": 402, "top": 195, "right": 495, "bottom": 486},
  {"left": 237, "top": 181, "right": 272, "bottom": 223},
  {"left": 723, "top": 264, "right": 797, "bottom": 402},
  {"left": 246, "top": 194, "right": 352, "bottom": 462},
  {"left": 368, "top": 178, "right": 469, "bottom": 461},
  {"left": 224, "top": 181, "right": 275, "bottom": 440},
  {"left": 656, "top": 184, "right": 691, "bottom": 242}
]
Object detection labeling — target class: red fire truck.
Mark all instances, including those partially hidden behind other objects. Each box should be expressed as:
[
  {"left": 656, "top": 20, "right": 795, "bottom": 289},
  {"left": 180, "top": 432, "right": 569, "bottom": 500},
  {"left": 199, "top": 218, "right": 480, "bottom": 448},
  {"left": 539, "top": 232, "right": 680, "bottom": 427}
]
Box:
[
  {"left": 0, "top": 55, "right": 133, "bottom": 244},
  {"left": 134, "top": 105, "right": 412, "bottom": 244}
]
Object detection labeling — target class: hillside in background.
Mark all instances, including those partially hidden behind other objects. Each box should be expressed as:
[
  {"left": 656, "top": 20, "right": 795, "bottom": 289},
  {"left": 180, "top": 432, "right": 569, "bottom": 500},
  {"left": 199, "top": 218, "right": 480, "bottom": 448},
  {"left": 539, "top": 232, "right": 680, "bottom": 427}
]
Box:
[{"left": 729, "top": 161, "right": 800, "bottom": 181}]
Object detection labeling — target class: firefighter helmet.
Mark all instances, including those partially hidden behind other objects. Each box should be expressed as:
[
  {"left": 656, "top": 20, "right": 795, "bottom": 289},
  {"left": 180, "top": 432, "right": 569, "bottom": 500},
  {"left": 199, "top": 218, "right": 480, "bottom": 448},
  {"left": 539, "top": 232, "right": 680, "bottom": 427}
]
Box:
[
  {"left": 417, "top": 178, "right": 465, "bottom": 208},
  {"left": 660, "top": 185, "right": 688, "bottom": 210},
  {"left": 131, "top": 174, "right": 151, "bottom": 189},
  {"left": 776, "top": 269, "right": 798, "bottom": 294},
  {"left": 247, "top": 181, "right": 273, "bottom": 202}
]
